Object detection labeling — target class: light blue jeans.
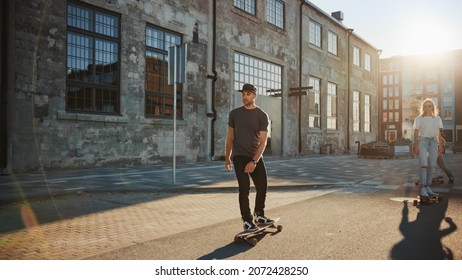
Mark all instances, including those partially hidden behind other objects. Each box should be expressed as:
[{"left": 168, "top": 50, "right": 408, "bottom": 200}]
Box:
[{"left": 418, "top": 136, "right": 438, "bottom": 187}]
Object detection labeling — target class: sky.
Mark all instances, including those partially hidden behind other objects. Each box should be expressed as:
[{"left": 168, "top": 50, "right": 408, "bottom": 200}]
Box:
[{"left": 309, "top": 0, "right": 462, "bottom": 58}]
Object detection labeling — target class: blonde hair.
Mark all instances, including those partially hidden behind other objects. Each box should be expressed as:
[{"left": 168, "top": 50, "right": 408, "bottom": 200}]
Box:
[{"left": 419, "top": 98, "right": 439, "bottom": 117}]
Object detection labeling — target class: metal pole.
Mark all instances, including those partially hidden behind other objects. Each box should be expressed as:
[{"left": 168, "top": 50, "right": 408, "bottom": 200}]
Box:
[{"left": 173, "top": 46, "right": 177, "bottom": 184}]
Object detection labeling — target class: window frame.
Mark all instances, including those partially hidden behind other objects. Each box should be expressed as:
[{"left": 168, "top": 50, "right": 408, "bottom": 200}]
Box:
[
  {"left": 327, "top": 82, "right": 337, "bottom": 130},
  {"left": 364, "top": 53, "right": 371, "bottom": 71},
  {"left": 308, "top": 76, "right": 321, "bottom": 128},
  {"left": 145, "top": 25, "right": 183, "bottom": 119},
  {"left": 66, "top": 1, "right": 121, "bottom": 115},
  {"left": 233, "top": 52, "right": 282, "bottom": 96},
  {"left": 234, "top": 0, "right": 256, "bottom": 15},
  {"left": 364, "top": 94, "right": 371, "bottom": 132},
  {"left": 266, "top": 0, "right": 284, "bottom": 29},
  {"left": 309, "top": 19, "right": 322, "bottom": 48},
  {"left": 327, "top": 30, "right": 338, "bottom": 55},
  {"left": 353, "top": 90, "right": 360, "bottom": 132},
  {"left": 353, "top": 46, "right": 360, "bottom": 67}
]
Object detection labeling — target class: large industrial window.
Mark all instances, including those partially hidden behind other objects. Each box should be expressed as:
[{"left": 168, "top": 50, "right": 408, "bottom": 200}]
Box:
[
  {"left": 66, "top": 1, "right": 120, "bottom": 114},
  {"left": 233, "top": 52, "right": 282, "bottom": 96},
  {"left": 327, "top": 82, "right": 337, "bottom": 130},
  {"left": 234, "top": 0, "right": 256, "bottom": 15},
  {"left": 308, "top": 77, "right": 321, "bottom": 128},
  {"left": 353, "top": 91, "right": 360, "bottom": 132},
  {"left": 309, "top": 20, "right": 321, "bottom": 48},
  {"left": 266, "top": 0, "right": 284, "bottom": 29},
  {"left": 145, "top": 25, "right": 182, "bottom": 118}
]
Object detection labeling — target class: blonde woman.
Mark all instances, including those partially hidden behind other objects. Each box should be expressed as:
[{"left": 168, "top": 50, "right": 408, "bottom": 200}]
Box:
[{"left": 412, "top": 99, "right": 444, "bottom": 197}]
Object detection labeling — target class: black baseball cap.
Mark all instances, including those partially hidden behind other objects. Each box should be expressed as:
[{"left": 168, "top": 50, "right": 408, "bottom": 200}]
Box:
[{"left": 238, "top": 83, "right": 257, "bottom": 93}]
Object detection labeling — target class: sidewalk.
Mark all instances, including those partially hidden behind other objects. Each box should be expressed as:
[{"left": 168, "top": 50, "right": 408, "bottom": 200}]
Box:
[{"left": 1, "top": 153, "right": 462, "bottom": 205}]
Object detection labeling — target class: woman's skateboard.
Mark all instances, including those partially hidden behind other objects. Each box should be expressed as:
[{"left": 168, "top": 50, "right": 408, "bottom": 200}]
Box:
[
  {"left": 413, "top": 195, "right": 442, "bottom": 206},
  {"left": 234, "top": 217, "right": 282, "bottom": 246}
]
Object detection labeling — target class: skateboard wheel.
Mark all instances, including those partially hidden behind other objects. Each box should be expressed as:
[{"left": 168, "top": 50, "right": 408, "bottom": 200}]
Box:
[
  {"left": 413, "top": 200, "right": 418, "bottom": 206},
  {"left": 249, "top": 238, "right": 258, "bottom": 246},
  {"left": 234, "top": 236, "right": 241, "bottom": 243},
  {"left": 277, "top": 225, "right": 283, "bottom": 232}
]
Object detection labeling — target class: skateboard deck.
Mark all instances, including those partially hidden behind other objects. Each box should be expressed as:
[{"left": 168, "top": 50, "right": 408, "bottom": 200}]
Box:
[
  {"left": 234, "top": 217, "right": 282, "bottom": 246},
  {"left": 413, "top": 195, "right": 442, "bottom": 206}
]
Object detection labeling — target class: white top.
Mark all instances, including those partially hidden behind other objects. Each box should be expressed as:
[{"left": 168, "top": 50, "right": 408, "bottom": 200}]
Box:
[{"left": 413, "top": 115, "right": 443, "bottom": 137}]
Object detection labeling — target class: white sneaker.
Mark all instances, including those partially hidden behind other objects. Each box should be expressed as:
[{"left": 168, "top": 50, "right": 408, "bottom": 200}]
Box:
[{"left": 425, "top": 187, "right": 438, "bottom": 197}]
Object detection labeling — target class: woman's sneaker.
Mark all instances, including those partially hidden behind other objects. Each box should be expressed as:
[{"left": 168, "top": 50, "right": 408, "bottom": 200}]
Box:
[
  {"left": 425, "top": 187, "right": 438, "bottom": 197},
  {"left": 420, "top": 187, "right": 430, "bottom": 197}
]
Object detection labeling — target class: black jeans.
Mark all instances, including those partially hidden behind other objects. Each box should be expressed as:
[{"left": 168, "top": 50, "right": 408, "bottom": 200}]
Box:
[{"left": 232, "top": 156, "right": 268, "bottom": 220}]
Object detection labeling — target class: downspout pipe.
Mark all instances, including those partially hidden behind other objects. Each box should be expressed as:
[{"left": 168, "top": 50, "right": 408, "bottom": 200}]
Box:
[
  {"left": 346, "top": 28, "right": 354, "bottom": 154},
  {"left": 207, "top": 0, "right": 218, "bottom": 159},
  {"left": 298, "top": 0, "right": 306, "bottom": 155},
  {"left": 0, "top": 0, "right": 8, "bottom": 170}
]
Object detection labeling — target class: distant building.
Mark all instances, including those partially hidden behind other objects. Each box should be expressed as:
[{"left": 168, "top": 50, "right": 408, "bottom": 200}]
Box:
[
  {"left": 1, "top": 0, "right": 379, "bottom": 172},
  {"left": 379, "top": 50, "right": 462, "bottom": 143}
]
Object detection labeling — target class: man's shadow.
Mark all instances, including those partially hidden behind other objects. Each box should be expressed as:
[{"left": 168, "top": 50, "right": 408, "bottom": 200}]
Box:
[
  {"left": 198, "top": 231, "right": 276, "bottom": 260},
  {"left": 197, "top": 242, "right": 252, "bottom": 260},
  {"left": 390, "top": 198, "right": 457, "bottom": 259}
]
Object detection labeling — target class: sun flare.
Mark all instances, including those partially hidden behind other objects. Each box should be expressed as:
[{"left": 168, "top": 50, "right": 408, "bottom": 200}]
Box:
[{"left": 401, "top": 16, "right": 455, "bottom": 55}]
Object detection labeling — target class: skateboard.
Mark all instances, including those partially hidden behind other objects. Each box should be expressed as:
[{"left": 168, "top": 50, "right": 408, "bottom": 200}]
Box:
[
  {"left": 413, "top": 195, "right": 442, "bottom": 206},
  {"left": 234, "top": 217, "right": 282, "bottom": 246}
]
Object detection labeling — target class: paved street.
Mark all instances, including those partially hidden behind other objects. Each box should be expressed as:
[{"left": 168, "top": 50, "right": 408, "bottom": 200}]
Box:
[{"left": 0, "top": 153, "right": 461, "bottom": 259}]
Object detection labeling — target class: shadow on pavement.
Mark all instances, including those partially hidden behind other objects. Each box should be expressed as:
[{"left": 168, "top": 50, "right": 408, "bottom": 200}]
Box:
[
  {"left": 197, "top": 242, "right": 254, "bottom": 260},
  {"left": 390, "top": 197, "right": 457, "bottom": 259},
  {"left": 198, "top": 228, "right": 282, "bottom": 260}
]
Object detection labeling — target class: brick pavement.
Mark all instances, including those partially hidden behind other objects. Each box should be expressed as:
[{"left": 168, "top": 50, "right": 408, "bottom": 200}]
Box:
[
  {"left": 0, "top": 189, "right": 337, "bottom": 259},
  {"left": 0, "top": 153, "right": 461, "bottom": 259}
]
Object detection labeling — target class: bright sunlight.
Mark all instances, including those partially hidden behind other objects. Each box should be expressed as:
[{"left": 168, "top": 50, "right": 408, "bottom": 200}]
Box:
[{"left": 400, "top": 15, "right": 455, "bottom": 55}]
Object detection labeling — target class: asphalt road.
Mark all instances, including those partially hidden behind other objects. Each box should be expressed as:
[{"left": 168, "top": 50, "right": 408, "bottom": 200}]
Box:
[{"left": 89, "top": 187, "right": 462, "bottom": 260}]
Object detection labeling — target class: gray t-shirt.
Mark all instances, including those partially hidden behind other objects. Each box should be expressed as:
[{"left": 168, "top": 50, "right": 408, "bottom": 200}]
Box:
[{"left": 228, "top": 106, "right": 269, "bottom": 159}]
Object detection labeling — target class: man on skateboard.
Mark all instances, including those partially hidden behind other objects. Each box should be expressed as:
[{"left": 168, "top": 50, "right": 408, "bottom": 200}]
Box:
[{"left": 225, "top": 83, "right": 274, "bottom": 232}]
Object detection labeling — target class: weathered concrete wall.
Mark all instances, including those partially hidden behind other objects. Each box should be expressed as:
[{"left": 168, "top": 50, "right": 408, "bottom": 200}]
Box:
[
  {"left": 10, "top": 0, "right": 210, "bottom": 171},
  {"left": 7, "top": 0, "right": 379, "bottom": 172}
]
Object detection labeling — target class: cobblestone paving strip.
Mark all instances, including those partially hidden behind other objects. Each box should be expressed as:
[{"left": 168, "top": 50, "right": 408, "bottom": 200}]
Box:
[{"left": 0, "top": 189, "right": 335, "bottom": 259}]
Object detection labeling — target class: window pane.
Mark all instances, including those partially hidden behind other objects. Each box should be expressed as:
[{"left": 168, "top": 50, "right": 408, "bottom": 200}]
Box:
[{"left": 67, "top": 33, "right": 93, "bottom": 82}]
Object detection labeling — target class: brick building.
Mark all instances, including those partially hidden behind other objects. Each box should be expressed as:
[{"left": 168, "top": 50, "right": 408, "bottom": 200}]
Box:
[
  {"left": 1, "top": 0, "right": 379, "bottom": 172},
  {"left": 379, "top": 50, "right": 462, "bottom": 144}
]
